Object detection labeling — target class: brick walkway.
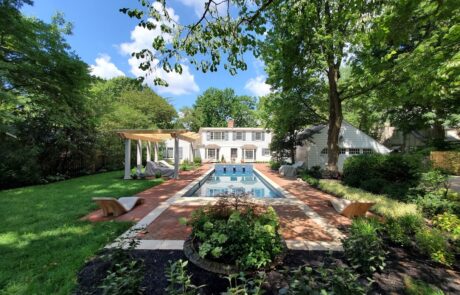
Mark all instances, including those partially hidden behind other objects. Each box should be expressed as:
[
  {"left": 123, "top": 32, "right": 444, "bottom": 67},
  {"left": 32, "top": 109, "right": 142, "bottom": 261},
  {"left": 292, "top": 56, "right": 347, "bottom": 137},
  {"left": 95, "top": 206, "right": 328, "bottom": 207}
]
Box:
[
  {"left": 105, "top": 163, "right": 351, "bottom": 251},
  {"left": 83, "top": 164, "right": 212, "bottom": 222}
]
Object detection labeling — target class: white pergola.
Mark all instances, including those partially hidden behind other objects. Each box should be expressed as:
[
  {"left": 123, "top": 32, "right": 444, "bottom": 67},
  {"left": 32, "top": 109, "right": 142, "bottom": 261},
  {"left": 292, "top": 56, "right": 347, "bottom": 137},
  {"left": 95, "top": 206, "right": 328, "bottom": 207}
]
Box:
[{"left": 117, "top": 129, "right": 200, "bottom": 180}]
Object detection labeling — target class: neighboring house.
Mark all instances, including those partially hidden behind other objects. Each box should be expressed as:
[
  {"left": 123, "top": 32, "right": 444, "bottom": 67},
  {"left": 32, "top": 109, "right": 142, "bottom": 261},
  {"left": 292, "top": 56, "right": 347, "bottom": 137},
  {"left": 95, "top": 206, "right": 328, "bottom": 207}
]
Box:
[
  {"left": 380, "top": 123, "right": 460, "bottom": 151},
  {"left": 295, "top": 121, "right": 391, "bottom": 172},
  {"left": 164, "top": 120, "right": 272, "bottom": 163}
]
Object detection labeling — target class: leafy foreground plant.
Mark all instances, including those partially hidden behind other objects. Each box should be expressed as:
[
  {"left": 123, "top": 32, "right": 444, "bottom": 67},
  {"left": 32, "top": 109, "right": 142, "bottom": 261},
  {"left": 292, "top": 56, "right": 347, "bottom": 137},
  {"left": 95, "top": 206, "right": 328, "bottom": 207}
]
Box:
[
  {"left": 223, "top": 272, "right": 266, "bottom": 295},
  {"left": 165, "top": 259, "right": 204, "bottom": 295},
  {"left": 279, "top": 264, "right": 367, "bottom": 295},
  {"left": 99, "top": 234, "right": 145, "bottom": 295},
  {"left": 342, "top": 218, "right": 387, "bottom": 276},
  {"left": 414, "top": 227, "right": 454, "bottom": 266},
  {"left": 403, "top": 276, "right": 445, "bottom": 295},
  {"left": 185, "top": 196, "right": 284, "bottom": 270},
  {"left": 384, "top": 214, "right": 424, "bottom": 247}
]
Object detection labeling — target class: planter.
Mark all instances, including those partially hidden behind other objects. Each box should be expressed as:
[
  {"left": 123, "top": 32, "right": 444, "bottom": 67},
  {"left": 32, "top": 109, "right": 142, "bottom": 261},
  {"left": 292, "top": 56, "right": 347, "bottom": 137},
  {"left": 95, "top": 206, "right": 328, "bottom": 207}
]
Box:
[{"left": 183, "top": 236, "right": 287, "bottom": 275}]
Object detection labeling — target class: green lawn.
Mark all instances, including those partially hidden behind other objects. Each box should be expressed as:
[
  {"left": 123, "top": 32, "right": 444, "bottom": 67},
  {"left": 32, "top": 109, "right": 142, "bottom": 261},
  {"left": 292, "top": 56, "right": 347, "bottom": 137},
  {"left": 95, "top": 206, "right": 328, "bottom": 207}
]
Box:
[{"left": 0, "top": 171, "right": 163, "bottom": 295}]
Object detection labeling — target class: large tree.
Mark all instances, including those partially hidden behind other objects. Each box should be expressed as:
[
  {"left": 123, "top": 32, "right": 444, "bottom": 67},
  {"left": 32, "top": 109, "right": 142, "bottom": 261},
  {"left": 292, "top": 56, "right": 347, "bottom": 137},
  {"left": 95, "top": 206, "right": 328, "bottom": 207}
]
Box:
[
  {"left": 177, "top": 87, "right": 257, "bottom": 131},
  {"left": 121, "top": 0, "right": 381, "bottom": 173}
]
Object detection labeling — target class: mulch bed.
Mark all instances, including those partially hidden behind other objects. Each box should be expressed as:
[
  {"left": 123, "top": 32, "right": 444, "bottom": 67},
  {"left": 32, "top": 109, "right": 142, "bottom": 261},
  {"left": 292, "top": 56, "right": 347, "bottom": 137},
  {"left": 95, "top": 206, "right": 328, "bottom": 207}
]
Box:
[{"left": 75, "top": 246, "right": 460, "bottom": 295}]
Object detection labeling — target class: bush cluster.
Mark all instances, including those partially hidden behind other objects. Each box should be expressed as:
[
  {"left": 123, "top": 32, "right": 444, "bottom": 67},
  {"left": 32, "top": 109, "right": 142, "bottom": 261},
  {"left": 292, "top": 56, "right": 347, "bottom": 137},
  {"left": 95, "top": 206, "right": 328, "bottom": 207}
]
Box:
[
  {"left": 342, "top": 218, "right": 387, "bottom": 275},
  {"left": 186, "top": 196, "right": 283, "bottom": 270},
  {"left": 384, "top": 214, "right": 424, "bottom": 246},
  {"left": 343, "top": 154, "right": 422, "bottom": 199},
  {"left": 269, "top": 160, "right": 282, "bottom": 171}
]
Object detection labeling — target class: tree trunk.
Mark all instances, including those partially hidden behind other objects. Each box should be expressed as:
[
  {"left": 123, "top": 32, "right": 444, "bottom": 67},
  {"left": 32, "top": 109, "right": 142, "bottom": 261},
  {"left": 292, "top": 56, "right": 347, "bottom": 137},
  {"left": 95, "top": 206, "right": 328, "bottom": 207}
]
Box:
[{"left": 326, "top": 65, "right": 343, "bottom": 175}]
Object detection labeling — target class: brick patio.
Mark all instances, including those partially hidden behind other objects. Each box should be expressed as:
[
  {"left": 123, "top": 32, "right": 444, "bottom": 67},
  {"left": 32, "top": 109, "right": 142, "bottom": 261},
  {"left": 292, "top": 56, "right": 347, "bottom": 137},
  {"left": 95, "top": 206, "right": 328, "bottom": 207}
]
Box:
[{"left": 103, "top": 163, "right": 352, "bottom": 251}]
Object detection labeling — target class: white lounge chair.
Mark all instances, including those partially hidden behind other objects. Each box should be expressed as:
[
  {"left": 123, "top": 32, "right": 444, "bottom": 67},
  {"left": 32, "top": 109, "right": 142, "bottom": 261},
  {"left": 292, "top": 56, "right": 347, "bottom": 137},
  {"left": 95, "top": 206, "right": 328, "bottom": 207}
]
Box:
[
  {"left": 330, "top": 198, "right": 375, "bottom": 218},
  {"left": 93, "top": 196, "right": 144, "bottom": 217},
  {"left": 279, "top": 161, "right": 304, "bottom": 177}
]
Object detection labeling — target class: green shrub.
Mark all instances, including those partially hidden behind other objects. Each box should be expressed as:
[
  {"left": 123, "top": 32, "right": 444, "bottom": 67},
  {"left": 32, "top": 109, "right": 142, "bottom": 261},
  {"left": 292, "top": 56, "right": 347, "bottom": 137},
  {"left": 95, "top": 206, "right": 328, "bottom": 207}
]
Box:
[
  {"left": 165, "top": 260, "right": 203, "bottom": 295},
  {"left": 411, "top": 190, "right": 460, "bottom": 218},
  {"left": 318, "top": 179, "right": 420, "bottom": 218},
  {"left": 384, "top": 214, "right": 424, "bottom": 246},
  {"left": 343, "top": 154, "right": 422, "bottom": 199},
  {"left": 343, "top": 218, "right": 387, "bottom": 275},
  {"left": 269, "top": 160, "right": 281, "bottom": 171},
  {"left": 224, "top": 272, "right": 266, "bottom": 295},
  {"left": 283, "top": 264, "right": 366, "bottom": 295},
  {"left": 187, "top": 197, "right": 283, "bottom": 270},
  {"left": 193, "top": 157, "right": 202, "bottom": 165},
  {"left": 415, "top": 227, "right": 453, "bottom": 266},
  {"left": 403, "top": 277, "right": 444, "bottom": 295},
  {"left": 301, "top": 174, "right": 320, "bottom": 187},
  {"left": 433, "top": 212, "right": 460, "bottom": 236}
]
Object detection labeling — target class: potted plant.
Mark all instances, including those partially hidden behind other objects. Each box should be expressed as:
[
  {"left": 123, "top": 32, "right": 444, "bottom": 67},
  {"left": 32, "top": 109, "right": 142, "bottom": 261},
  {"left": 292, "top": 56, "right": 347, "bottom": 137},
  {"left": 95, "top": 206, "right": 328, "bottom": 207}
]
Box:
[{"left": 182, "top": 195, "right": 286, "bottom": 274}]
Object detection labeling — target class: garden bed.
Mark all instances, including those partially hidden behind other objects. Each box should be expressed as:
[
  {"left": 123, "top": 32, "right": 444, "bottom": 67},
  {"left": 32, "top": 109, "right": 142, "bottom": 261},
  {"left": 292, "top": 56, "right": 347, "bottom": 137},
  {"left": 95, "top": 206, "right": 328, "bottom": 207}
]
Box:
[{"left": 75, "top": 247, "right": 460, "bottom": 294}]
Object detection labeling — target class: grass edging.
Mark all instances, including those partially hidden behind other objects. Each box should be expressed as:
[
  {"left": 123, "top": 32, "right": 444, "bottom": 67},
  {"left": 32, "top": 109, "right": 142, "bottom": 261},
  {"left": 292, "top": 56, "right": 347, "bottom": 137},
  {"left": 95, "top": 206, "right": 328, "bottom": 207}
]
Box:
[{"left": 316, "top": 179, "right": 420, "bottom": 218}]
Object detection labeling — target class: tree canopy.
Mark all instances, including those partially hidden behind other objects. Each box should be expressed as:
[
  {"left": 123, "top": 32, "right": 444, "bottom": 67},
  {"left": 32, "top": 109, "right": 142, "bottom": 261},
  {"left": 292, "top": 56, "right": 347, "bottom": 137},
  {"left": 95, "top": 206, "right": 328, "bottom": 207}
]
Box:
[{"left": 177, "top": 87, "right": 257, "bottom": 131}]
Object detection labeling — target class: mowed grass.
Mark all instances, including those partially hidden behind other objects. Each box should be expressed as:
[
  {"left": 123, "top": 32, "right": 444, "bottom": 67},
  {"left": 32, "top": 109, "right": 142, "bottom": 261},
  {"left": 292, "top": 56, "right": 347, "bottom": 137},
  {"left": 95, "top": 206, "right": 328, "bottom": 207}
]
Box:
[{"left": 0, "top": 171, "right": 163, "bottom": 295}]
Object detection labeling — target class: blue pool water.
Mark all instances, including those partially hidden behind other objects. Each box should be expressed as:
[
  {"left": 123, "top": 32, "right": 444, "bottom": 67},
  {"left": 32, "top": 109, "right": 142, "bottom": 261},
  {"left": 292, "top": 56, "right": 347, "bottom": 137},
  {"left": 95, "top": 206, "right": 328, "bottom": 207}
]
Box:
[{"left": 185, "top": 164, "right": 282, "bottom": 198}]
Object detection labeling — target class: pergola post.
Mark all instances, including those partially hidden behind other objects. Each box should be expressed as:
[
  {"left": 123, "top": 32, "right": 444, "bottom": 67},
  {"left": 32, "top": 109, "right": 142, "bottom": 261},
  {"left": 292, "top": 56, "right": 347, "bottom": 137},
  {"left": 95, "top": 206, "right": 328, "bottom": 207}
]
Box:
[
  {"left": 190, "top": 142, "right": 194, "bottom": 162},
  {"left": 136, "top": 140, "right": 142, "bottom": 176},
  {"left": 154, "top": 142, "right": 159, "bottom": 162},
  {"left": 146, "top": 141, "right": 151, "bottom": 162},
  {"left": 124, "top": 139, "right": 131, "bottom": 180},
  {"left": 173, "top": 135, "right": 179, "bottom": 179}
]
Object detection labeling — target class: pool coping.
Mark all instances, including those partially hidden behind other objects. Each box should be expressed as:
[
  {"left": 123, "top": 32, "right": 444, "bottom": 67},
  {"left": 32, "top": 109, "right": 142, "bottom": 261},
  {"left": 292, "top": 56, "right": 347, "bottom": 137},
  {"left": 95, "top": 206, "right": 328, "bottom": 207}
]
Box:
[{"left": 107, "top": 165, "right": 344, "bottom": 252}]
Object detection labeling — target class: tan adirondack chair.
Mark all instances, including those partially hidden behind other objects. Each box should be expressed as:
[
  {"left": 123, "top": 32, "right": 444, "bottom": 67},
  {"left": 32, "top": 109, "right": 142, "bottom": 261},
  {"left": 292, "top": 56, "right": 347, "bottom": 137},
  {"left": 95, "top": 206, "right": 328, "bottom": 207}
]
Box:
[
  {"left": 330, "top": 198, "right": 375, "bottom": 218},
  {"left": 93, "top": 197, "right": 144, "bottom": 217}
]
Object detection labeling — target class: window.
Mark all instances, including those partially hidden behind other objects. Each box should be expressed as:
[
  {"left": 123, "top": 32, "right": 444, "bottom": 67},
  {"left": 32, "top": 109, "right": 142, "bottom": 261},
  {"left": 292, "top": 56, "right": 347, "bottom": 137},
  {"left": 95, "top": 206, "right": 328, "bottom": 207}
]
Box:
[
  {"left": 253, "top": 132, "right": 264, "bottom": 141},
  {"left": 339, "top": 148, "right": 347, "bottom": 155},
  {"left": 234, "top": 132, "right": 245, "bottom": 141},
  {"left": 262, "top": 148, "right": 270, "bottom": 156},
  {"left": 207, "top": 148, "right": 217, "bottom": 159},
  {"left": 244, "top": 149, "right": 254, "bottom": 160},
  {"left": 166, "top": 147, "right": 174, "bottom": 158},
  {"left": 320, "top": 148, "right": 328, "bottom": 155},
  {"left": 231, "top": 148, "right": 238, "bottom": 158},
  {"left": 349, "top": 148, "right": 360, "bottom": 155},
  {"left": 208, "top": 131, "right": 228, "bottom": 141},
  {"left": 363, "top": 148, "right": 373, "bottom": 154}
]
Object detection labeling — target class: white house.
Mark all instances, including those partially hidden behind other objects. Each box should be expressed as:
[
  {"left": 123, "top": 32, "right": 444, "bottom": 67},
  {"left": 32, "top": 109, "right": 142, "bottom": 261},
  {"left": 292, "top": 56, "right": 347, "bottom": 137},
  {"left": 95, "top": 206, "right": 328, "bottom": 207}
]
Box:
[
  {"left": 164, "top": 120, "right": 273, "bottom": 163},
  {"left": 295, "top": 121, "right": 391, "bottom": 172}
]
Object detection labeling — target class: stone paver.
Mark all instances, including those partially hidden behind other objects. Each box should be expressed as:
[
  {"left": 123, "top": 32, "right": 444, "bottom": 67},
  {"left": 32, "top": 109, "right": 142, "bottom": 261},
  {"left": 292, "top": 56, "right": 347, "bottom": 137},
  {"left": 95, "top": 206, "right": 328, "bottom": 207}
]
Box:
[{"left": 449, "top": 176, "right": 460, "bottom": 193}]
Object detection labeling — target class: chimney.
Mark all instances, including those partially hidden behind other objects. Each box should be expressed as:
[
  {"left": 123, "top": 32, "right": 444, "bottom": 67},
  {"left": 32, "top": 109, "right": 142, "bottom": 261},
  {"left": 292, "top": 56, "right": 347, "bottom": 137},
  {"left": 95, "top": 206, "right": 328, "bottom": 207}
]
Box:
[{"left": 227, "top": 119, "right": 235, "bottom": 128}]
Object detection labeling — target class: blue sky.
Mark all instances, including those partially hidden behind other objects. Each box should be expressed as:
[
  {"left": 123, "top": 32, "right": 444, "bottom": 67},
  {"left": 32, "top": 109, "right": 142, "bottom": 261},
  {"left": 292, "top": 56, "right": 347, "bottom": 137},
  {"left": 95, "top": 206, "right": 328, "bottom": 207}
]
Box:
[{"left": 22, "top": 0, "right": 270, "bottom": 110}]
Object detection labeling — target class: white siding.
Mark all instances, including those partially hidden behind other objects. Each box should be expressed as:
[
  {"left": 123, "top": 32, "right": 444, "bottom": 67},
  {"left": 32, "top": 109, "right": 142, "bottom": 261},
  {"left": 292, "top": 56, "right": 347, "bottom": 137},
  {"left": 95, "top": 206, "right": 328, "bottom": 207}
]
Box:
[
  {"left": 296, "top": 121, "right": 390, "bottom": 172},
  {"left": 164, "top": 128, "right": 273, "bottom": 163}
]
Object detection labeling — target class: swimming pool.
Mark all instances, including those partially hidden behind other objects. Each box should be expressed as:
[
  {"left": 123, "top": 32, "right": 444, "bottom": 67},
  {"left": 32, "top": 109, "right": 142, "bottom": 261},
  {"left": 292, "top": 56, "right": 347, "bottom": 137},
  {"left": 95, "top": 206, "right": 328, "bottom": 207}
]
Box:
[{"left": 184, "top": 164, "right": 283, "bottom": 198}]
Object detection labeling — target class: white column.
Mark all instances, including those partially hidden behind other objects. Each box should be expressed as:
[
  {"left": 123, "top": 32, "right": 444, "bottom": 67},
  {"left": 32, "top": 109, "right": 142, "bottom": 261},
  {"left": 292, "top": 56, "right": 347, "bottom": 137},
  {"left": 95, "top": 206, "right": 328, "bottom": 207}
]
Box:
[
  {"left": 173, "top": 136, "right": 179, "bottom": 179},
  {"left": 190, "top": 142, "right": 194, "bottom": 162},
  {"left": 146, "top": 141, "right": 151, "bottom": 162},
  {"left": 136, "top": 140, "right": 142, "bottom": 175},
  {"left": 154, "top": 142, "right": 159, "bottom": 162},
  {"left": 124, "top": 139, "right": 132, "bottom": 180}
]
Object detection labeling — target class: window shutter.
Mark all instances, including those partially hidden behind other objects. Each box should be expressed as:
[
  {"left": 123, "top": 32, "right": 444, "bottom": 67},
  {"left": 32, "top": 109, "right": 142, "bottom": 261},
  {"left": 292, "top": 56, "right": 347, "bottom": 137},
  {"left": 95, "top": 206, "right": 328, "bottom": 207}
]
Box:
[
  {"left": 206, "top": 131, "right": 211, "bottom": 140},
  {"left": 224, "top": 132, "right": 229, "bottom": 141},
  {"left": 232, "top": 132, "right": 235, "bottom": 141},
  {"left": 262, "top": 132, "right": 265, "bottom": 141},
  {"left": 252, "top": 132, "right": 255, "bottom": 141},
  {"left": 179, "top": 147, "right": 183, "bottom": 159},
  {"left": 242, "top": 132, "right": 246, "bottom": 141}
]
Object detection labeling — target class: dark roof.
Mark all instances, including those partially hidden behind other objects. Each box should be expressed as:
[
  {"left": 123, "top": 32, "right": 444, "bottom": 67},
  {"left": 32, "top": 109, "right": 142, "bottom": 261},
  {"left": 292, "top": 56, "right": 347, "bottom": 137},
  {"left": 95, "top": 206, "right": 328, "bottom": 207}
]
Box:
[{"left": 296, "top": 124, "right": 326, "bottom": 141}]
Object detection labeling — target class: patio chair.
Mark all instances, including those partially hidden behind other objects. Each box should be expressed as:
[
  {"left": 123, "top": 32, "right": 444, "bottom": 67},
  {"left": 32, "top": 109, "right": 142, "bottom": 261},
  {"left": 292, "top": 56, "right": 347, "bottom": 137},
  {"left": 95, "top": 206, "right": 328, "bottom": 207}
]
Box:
[
  {"left": 93, "top": 196, "right": 144, "bottom": 217},
  {"left": 145, "top": 161, "right": 175, "bottom": 178},
  {"left": 330, "top": 198, "right": 375, "bottom": 218},
  {"left": 279, "top": 161, "right": 304, "bottom": 178}
]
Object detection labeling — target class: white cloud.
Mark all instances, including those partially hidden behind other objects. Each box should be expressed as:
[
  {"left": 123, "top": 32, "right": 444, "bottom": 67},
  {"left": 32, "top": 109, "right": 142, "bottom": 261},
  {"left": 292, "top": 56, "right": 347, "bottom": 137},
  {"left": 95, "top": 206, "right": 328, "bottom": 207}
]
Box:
[
  {"left": 90, "top": 54, "right": 125, "bottom": 79},
  {"left": 119, "top": 3, "right": 199, "bottom": 95},
  {"left": 245, "top": 75, "right": 271, "bottom": 97},
  {"left": 177, "top": 0, "right": 227, "bottom": 17}
]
